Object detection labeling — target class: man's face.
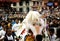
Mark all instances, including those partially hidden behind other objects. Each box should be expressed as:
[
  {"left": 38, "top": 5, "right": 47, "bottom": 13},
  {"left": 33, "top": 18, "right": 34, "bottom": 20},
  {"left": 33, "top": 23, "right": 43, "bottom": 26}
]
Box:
[
  {"left": 43, "top": 13, "right": 48, "bottom": 18},
  {"left": 49, "top": 31, "right": 53, "bottom": 36},
  {"left": 1, "top": 22, "right": 5, "bottom": 26},
  {"left": 15, "top": 19, "right": 19, "bottom": 24},
  {"left": 7, "top": 30, "right": 12, "bottom": 36}
]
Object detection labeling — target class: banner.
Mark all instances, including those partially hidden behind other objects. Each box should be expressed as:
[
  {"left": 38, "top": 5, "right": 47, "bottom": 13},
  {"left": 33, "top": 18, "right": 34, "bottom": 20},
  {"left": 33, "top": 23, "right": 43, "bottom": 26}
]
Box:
[
  {"left": 0, "top": 0, "right": 6, "bottom": 2},
  {"left": 11, "top": 0, "right": 20, "bottom": 2},
  {"left": 0, "top": 0, "right": 20, "bottom": 2}
]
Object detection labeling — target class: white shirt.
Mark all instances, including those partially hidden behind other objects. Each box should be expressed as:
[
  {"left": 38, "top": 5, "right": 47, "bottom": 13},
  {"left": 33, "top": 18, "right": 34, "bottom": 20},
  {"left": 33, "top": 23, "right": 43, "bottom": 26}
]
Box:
[
  {"left": 7, "top": 35, "right": 13, "bottom": 40},
  {"left": 12, "top": 23, "right": 20, "bottom": 31},
  {"left": 50, "top": 34, "right": 56, "bottom": 41},
  {"left": 0, "top": 30, "right": 6, "bottom": 39}
]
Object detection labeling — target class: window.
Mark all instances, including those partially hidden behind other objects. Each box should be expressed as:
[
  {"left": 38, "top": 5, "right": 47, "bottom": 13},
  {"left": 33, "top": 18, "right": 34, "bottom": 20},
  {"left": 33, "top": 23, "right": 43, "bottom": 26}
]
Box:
[
  {"left": 19, "top": 8, "right": 23, "bottom": 12},
  {"left": 19, "top": 1, "right": 23, "bottom": 6},
  {"left": 26, "top": 7, "right": 29, "bottom": 12},
  {"left": 33, "top": 1, "right": 38, "bottom": 6},
  {"left": 26, "top": 1, "right": 29, "bottom": 5},
  {"left": 33, "top": 1, "right": 35, "bottom": 5},
  {"left": 13, "top": 2, "right": 16, "bottom": 6}
]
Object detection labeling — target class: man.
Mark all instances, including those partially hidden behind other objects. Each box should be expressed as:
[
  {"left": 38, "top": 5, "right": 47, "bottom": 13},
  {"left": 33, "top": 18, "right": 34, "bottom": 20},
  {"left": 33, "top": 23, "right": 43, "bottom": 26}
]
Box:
[
  {"left": 0, "top": 21, "right": 5, "bottom": 30},
  {"left": 0, "top": 21, "right": 6, "bottom": 41},
  {"left": 16, "top": 5, "right": 47, "bottom": 41},
  {"left": 40, "top": 11, "right": 50, "bottom": 41},
  {"left": 4, "top": 29, "right": 14, "bottom": 41},
  {"left": 48, "top": 28, "right": 56, "bottom": 41},
  {"left": 56, "top": 28, "right": 60, "bottom": 41},
  {"left": 36, "top": 35, "right": 42, "bottom": 41},
  {"left": 12, "top": 18, "right": 20, "bottom": 36},
  {"left": 22, "top": 5, "right": 45, "bottom": 41}
]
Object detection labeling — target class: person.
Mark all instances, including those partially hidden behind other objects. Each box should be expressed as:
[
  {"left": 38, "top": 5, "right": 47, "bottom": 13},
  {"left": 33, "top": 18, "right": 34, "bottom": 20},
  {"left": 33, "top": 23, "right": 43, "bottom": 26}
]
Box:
[
  {"left": 25, "top": 29, "right": 35, "bottom": 41},
  {"left": 24, "top": 7, "right": 48, "bottom": 41},
  {"left": 36, "top": 35, "right": 42, "bottom": 41},
  {"left": 12, "top": 18, "right": 20, "bottom": 33},
  {"left": 40, "top": 11, "right": 49, "bottom": 37},
  {"left": 7, "top": 23, "right": 12, "bottom": 29},
  {"left": 48, "top": 28, "right": 56, "bottom": 41},
  {"left": 12, "top": 18, "right": 24, "bottom": 41},
  {"left": 11, "top": 20, "right": 16, "bottom": 26},
  {"left": 0, "top": 21, "right": 5, "bottom": 30},
  {"left": 4, "top": 28, "right": 15, "bottom": 41},
  {"left": 33, "top": 22, "right": 43, "bottom": 41},
  {"left": 12, "top": 5, "right": 42, "bottom": 41},
  {"left": 22, "top": 5, "right": 47, "bottom": 41},
  {"left": 22, "top": 5, "right": 42, "bottom": 36},
  {"left": 0, "top": 21, "right": 6, "bottom": 41},
  {"left": 56, "top": 28, "right": 60, "bottom": 41}
]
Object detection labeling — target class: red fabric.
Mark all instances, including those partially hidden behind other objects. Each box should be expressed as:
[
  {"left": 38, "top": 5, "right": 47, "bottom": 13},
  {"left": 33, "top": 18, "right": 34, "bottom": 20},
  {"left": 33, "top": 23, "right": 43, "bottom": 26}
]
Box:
[
  {"left": 0, "top": 0, "right": 11, "bottom": 2},
  {"left": 21, "top": 29, "right": 25, "bottom": 35},
  {"left": 11, "top": 0, "right": 20, "bottom": 2},
  {"left": 0, "top": 0, "right": 20, "bottom": 2},
  {"left": 0, "top": 0, "right": 5, "bottom": 2}
]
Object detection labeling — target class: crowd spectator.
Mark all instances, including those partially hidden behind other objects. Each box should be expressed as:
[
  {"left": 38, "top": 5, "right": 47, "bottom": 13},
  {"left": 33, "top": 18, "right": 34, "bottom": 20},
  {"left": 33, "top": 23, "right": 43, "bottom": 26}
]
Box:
[
  {"left": 48, "top": 28, "right": 56, "bottom": 41},
  {"left": 56, "top": 28, "right": 60, "bottom": 41}
]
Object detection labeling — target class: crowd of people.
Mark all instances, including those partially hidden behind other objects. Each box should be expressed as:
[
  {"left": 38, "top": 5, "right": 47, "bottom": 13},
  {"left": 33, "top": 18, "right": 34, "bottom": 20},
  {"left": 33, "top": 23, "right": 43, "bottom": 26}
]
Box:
[{"left": 0, "top": 1, "right": 60, "bottom": 41}]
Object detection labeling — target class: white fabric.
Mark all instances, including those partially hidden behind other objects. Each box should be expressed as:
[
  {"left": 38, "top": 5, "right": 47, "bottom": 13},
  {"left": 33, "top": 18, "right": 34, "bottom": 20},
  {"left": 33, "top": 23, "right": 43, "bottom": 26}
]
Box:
[
  {"left": 12, "top": 23, "right": 20, "bottom": 31},
  {"left": 15, "top": 23, "right": 27, "bottom": 37},
  {"left": 50, "top": 34, "right": 56, "bottom": 41},
  {"left": 23, "top": 10, "right": 44, "bottom": 36},
  {"left": 0, "top": 30, "right": 6, "bottom": 39},
  {"left": 15, "top": 23, "right": 28, "bottom": 41},
  {"left": 15, "top": 10, "right": 47, "bottom": 41},
  {"left": 7, "top": 35, "right": 13, "bottom": 40},
  {"left": 23, "top": 10, "right": 42, "bottom": 24},
  {"left": 16, "top": 10, "right": 42, "bottom": 41},
  {"left": 0, "top": 30, "right": 6, "bottom": 36}
]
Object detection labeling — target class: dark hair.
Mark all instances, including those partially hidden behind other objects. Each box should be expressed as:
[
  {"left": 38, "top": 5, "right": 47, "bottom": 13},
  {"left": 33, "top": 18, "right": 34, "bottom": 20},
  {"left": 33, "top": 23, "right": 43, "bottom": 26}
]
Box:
[
  {"left": 49, "top": 28, "right": 54, "bottom": 33},
  {"left": 1, "top": 21, "right": 5, "bottom": 23},
  {"left": 36, "top": 35, "right": 42, "bottom": 41},
  {"left": 15, "top": 17, "right": 19, "bottom": 20},
  {"left": 6, "top": 28, "right": 12, "bottom": 32}
]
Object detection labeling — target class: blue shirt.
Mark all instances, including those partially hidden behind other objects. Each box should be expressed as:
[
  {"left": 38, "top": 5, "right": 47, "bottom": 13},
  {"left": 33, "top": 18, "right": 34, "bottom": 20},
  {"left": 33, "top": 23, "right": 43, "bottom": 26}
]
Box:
[{"left": 0, "top": 26, "right": 2, "bottom": 30}]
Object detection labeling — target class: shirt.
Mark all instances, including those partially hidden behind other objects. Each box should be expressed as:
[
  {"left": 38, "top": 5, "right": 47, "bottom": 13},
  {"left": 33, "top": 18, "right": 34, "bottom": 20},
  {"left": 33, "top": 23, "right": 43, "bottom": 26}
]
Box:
[
  {"left": 0, "top": 30, "right": 6, "bottom": 39},
  {"left": 7, "top": 35, "right": 13, "bottom": 40},
  {"left": 12, "top": 23, "right": 20, "bottom": 31},
  {"left": 50, "top": 34, "right": 56, "bottom": 41}
]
